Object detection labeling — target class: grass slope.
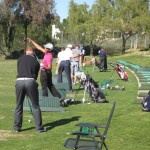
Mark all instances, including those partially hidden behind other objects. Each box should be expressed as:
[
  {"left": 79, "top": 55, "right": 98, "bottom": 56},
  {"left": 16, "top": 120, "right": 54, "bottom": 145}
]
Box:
[{"left": 0, "top": 55, "right": 150, "bottom": 150}]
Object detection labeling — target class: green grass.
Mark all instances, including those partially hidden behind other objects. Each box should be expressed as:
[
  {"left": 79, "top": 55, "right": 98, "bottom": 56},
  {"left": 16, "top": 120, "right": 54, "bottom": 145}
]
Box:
[{"left": 0, "top": 55, "right": 150, "bottom": 150}]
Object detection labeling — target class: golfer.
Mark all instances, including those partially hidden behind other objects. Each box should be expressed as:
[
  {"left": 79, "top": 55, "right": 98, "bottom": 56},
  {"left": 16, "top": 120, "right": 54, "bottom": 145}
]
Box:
[
  {"left": 14, "top": 47, "right": 46, "bottom": 133},
  {"left": 71, "top": 45, "right": 82, "bottom": 84},
  {"left": 57, "top": 44, "right": 80, "bottom": 92},
  {"left": 27, "top": 38, "right": 67, "bottom": 106},
  {"left": 98, "top": 48, "right": 107, "bottom": 72}
]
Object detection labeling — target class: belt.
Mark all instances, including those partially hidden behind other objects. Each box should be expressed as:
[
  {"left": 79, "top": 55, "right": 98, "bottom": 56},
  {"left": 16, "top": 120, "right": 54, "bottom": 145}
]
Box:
[
  {"left": 71, "top": 61, "right": 79, "bottom": 62},
  {"left": 17, "top": 78, "right": 35, "bottom": 81},
  {"left": 61, "top": 60, "right": 70, "bottom": 62}
]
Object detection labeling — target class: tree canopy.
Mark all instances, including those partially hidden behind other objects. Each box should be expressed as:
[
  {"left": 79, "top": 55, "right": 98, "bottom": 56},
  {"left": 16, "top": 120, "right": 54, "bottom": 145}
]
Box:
[
  {"left": 0, "top": 0, "right": 149, "bottom": 57},
  {"left": 0, "top": 0, "right": 56, "bottom": 56},
  {"left": 62, "top": 0, "right": 150, "bottom": 54}
]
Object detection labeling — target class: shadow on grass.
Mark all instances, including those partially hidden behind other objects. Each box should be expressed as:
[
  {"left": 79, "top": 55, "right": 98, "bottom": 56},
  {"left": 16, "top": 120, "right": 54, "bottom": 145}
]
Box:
[
  {"left": 73, "top": 88, "right": 84, "bottom": 92},
  {"left": 73, "top": 101, "right": 82, "bottom": 105},
  {"left": 21, "top": 127, "right": 35, "bottom": 132},
  {"left": 44, "top": 116, "right": 81, "bottom": 131}
]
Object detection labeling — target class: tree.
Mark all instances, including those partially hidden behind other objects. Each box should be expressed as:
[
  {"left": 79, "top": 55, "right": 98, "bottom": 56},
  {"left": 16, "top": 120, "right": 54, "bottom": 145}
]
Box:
[
  {"left": 65, "top": 0, "right": 112, "bottom": 55},
  {"left": 66, "top": 0, "right": 89, "bottom": 44},
  {"left": 88, "top": 0, "right": 113, "bottom": 55},
  {"left": 112, "top": 0, "right": 150, "bottom": 53},
  {"left": 0, "top": 1, "right": 17, "bottom": 56},
  {"left": 0, "top": 0, "right": 57, "bottom": 56},
  {"left": 5, "top": 0, "right": 56, "bottom": 49}
]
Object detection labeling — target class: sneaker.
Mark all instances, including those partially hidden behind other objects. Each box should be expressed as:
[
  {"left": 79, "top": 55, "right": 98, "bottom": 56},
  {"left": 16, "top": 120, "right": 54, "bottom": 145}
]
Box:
[
  {"left": 60, "top": 99, "right": 68, "bottom": 107},
  {"left": 37, "top": 128, "right": 47, "bottom": 133}
]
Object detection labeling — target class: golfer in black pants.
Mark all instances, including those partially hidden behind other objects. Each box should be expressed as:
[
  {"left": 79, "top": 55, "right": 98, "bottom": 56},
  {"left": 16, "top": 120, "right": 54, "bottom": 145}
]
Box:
[
  {"left": 98, "top": 48, "right": 107, "bottom": 72},
  {"left": 57, "top": 44, "right": 80, "bottom": 92},
  {"left": 27, "top": 38, "right": 67, "bottom": 106},
  {"left": 40, "top": 70, "right": 61, "bottom": 98},
  {"left": 14, "top": 47, "right": 46, "bottom": 133}
]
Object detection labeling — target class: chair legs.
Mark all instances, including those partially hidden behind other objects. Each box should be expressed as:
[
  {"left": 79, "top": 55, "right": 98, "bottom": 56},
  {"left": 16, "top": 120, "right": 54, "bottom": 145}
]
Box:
[{"left": 73, "top": 135, "right": 80, "bottom": 150}]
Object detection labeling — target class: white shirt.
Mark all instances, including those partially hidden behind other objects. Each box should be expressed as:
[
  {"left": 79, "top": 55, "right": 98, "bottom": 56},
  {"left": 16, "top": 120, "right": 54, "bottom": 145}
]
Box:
[
  {"left": 57, "top": 51, "right": 64, "bottom": 64},
  {"left": 61, "top": 48, "right": 73, "bottom": 61},
  {"left": 82, "top": 49, "right": 85, "bottom": 55}
]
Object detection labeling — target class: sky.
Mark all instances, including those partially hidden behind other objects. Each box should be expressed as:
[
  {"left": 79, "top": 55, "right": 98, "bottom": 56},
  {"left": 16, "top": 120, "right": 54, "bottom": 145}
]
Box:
[{"left": 55, "top": 0, "right": 95, "bottom": 22}]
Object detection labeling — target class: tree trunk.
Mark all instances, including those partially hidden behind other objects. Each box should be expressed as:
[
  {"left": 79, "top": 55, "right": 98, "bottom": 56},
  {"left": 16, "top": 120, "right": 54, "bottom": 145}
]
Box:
[
  {"left": 24, "top": 19, "right": 28, "bottom": 52},
  {"left": 121, "top": 34, "right": 126, "bottom": 54},
  {"left": 134, "top": 34, "right": 138, "bottom": 49},
  {"left": 112, "top": 31, "right": 115, "bottom": 40},
  {"left": 130, "top": 36, "right": 133, "bottom": 49},
  {"left": 90, "top": 41, "right": 94, "bottom": 56},
  {"left": 144, "top": 34, "right": 147, "bottom": 49}
]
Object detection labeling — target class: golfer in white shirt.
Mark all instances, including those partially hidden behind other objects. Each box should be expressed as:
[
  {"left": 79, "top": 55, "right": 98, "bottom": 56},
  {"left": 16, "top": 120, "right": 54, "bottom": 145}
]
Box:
[{"left": 57, "top": 44, "right": 80, "bottom": 92}]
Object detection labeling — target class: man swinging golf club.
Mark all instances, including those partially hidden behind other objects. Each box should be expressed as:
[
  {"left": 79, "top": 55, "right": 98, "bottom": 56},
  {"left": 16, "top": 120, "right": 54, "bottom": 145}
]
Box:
[
  {"left": 14, "top": 47, "right": 46, "bottom": 133},
  {"left": 27, "top": 38, "right": 67, "bottom": 106}
]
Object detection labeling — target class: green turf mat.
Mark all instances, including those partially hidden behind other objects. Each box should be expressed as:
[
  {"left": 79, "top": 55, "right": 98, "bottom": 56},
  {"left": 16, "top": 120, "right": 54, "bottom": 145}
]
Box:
[
  {"left": 139, "top": 85, "right": 150, "bottom": 90},
  {"left": 138, "top": 92, "right": 148, "bottom": 97},
  {"left": 139, "top": 79, "right": 150, "bottom": 82},
  {"left": 136, "top": 97, "right": 143, "bottom": 103},
  {"left": 141, "top": 82, "right": 150, "bottom": 85}
]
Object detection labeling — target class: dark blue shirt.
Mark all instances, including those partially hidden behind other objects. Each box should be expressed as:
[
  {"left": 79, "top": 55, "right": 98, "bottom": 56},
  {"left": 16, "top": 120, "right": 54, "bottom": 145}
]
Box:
[{"left": 99, "top": 49, "right": 107, "bottom": 58}]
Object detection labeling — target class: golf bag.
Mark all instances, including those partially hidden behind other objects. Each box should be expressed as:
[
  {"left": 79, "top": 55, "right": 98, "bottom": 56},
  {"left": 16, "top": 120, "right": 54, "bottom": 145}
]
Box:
[
  {"left": 141, "top": 91, "right": 150, "bottom": 112},
  {"left": 109, "top": 62, "right": 128, "bottom": 80},
  {"left": 80, "top": 74, "right": 107, "bottom": 103}
]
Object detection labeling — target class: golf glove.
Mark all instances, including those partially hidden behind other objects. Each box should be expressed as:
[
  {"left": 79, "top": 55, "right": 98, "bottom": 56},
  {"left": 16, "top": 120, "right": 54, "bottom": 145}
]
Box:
[{"left": 40, "top": 63, "right": 44, "bottom": 68}]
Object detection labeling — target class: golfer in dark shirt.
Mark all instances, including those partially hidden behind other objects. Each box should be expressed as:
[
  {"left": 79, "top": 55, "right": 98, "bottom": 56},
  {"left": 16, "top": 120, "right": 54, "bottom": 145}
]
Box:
[
  {"left": 14, "top": 47, "right": 46, "bottom": 133},
  {"left": 98, "top": 48, "right": 107, "bottom": 72}
]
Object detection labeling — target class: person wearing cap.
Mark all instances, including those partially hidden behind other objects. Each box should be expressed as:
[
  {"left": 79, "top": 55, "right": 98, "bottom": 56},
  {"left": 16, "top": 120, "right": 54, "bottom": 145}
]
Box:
[
  {"left": 27, "top": 38, "right": 67, "bottom": 106},
  {"left": 57, "top": 44, "right": 81, "bottom": 92},
  {"left": 14, "top": 46, "right": 46, "bottom": 133}
]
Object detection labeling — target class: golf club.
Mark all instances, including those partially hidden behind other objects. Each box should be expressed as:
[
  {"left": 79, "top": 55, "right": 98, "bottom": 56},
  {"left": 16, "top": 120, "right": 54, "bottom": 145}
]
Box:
[{"left": 110, "top": 68, "right": 116, "bottom": 79}]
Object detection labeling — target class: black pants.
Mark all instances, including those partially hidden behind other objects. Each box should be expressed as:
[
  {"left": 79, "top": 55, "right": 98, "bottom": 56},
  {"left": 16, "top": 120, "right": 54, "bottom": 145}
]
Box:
[
  {"left": 57, "top": 61, "right": 72, "bottom": 91},
  {"left": 40, "top": 70, "right": 61, "bottom": 98},
  {"left": 99, "top": 57, "right": 107, "bottom": 71},
  {"left": 14, "top": 79, "right": 43, "bottom": 131}
]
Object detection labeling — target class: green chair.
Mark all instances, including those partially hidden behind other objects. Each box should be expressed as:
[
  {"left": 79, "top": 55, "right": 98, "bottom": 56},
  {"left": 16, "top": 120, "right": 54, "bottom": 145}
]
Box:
[{"left": 64, "top": 102, "right": 116, "bottom": 150}]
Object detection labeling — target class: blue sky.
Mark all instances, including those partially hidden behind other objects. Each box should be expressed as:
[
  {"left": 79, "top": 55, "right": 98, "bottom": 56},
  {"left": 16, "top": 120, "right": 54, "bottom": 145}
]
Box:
[{"left": 55, "top": 0, "right": 95, "bottom": 22}]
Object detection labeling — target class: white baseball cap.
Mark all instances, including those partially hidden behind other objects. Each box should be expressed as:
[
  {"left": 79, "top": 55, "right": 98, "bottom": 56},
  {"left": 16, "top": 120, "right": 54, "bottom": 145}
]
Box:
[
  {"left": 44, "top": 43, "right": 54, "bottom": 50},
  {"left": 67, "top": 44, "right": 73, "bottom": 49}
]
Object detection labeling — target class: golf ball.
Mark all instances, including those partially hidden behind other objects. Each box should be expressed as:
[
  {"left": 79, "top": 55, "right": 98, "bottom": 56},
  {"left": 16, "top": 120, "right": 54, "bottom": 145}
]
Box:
[{"left": 28, "top": 119, "right": 31, "bottom": 123}]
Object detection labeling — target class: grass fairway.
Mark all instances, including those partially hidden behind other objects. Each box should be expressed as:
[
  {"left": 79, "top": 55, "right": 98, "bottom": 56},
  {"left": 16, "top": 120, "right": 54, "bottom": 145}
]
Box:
[{"left": 0, "top": 55, "right": 150, "bottom": 150}]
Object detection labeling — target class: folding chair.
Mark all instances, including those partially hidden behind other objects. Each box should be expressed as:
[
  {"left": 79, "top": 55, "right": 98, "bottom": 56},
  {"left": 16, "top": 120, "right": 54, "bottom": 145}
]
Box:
[{"left": 64, "top": 101, "right": 116, "bottom": 150}]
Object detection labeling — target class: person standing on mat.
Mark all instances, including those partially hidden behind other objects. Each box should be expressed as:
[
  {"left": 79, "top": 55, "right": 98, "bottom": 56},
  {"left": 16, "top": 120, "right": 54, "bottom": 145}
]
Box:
[
  {"left": 14, "top": 47, "right": 46, "bottom": 133},
  {"left": 27, "top": 38, "right": 67, "bottom": 106},
  {"left": 57, "top": 44, "right": 80, "bottom": 92},
  {"left": 56, "top": 47, "right": 65, "bottom": 74}
]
